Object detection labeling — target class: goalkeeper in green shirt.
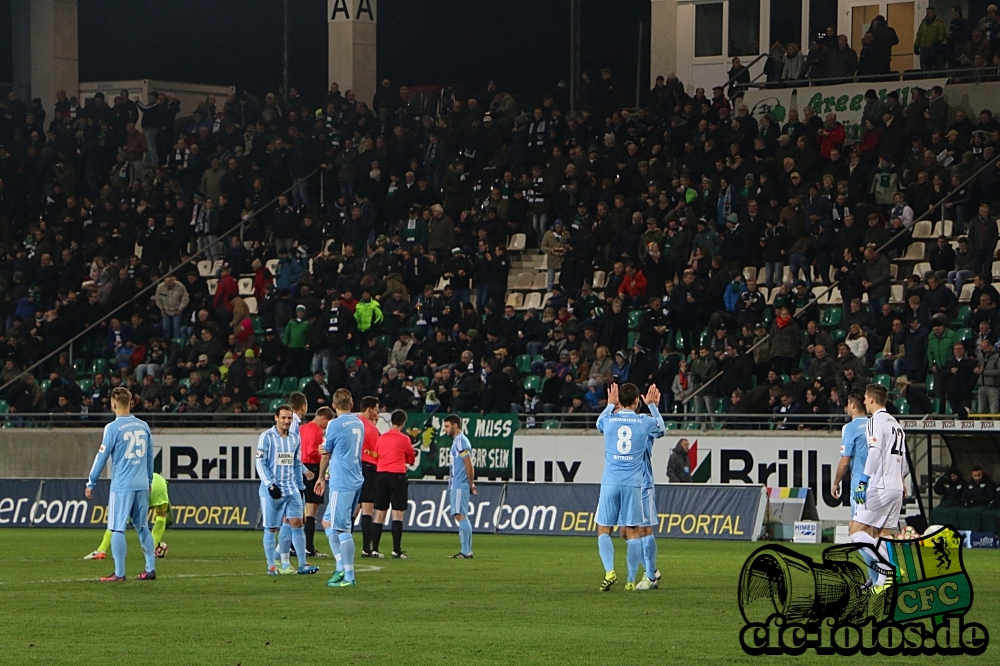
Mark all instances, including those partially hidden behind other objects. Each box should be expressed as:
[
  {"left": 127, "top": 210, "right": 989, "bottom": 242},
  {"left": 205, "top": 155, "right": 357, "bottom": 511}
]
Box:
[{"left": 85, "top": 472, "right": 172, "bottom": 560}]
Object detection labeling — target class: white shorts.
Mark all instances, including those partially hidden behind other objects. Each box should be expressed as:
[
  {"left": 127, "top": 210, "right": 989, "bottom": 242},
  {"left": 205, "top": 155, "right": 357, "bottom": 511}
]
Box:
[{"left": 854, "top": 487, "right": 903, "bottom": 530}]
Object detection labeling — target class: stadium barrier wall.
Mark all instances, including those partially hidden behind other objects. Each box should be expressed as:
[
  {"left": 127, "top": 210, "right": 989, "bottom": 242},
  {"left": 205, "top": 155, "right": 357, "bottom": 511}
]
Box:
[
  {"left": 0, "top": 479, "right": 768, "bottom": 541},
  {"left": 0, "top": 429, "right": 849, "bottom": 521}
]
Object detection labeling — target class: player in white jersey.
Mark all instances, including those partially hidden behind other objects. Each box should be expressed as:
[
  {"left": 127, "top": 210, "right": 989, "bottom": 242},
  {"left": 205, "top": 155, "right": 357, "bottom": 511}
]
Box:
[{"left": 851, "top": 384, "right": 907, "bottom": 591}]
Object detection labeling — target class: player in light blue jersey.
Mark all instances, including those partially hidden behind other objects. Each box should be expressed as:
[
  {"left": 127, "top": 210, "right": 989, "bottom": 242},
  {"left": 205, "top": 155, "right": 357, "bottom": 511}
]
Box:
[
  {"left": 594, "top": 382, "right": 664, "bottom": 591},
  {"left": 832, "top": 390, "right": 869, "bottom": 518},
  {"left": 84, "top": 387, "right": 157, "bottom": 582},
  {"left": 314, "top": 388, "right": 365, "bottom": 587},
  {"left": 256, "top": 404, "right": 318, "bottom": 576},
  {"left": 275, "top": 393, "right": 315, "bottom": 566},
  {"left": 634, "top": 435, "right": 662, "bottom": 591},
  {"left": 444, "top": 414, "right": 477, "bottom": 559}
]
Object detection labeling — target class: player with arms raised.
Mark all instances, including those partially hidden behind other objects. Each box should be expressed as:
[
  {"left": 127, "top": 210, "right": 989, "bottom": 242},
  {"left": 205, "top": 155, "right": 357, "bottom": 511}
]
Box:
[
  {"left": 85, "top": 387, "right": 157, "bottom": 582},
  {"left": 595, "top": 382, "right": 664, "bottom": 591},
  {"left": 315, "top": 389, "right": 365, "bottom": 587},
  {"left": 851, "top": 384, "right": 907, "bottom": 592}
]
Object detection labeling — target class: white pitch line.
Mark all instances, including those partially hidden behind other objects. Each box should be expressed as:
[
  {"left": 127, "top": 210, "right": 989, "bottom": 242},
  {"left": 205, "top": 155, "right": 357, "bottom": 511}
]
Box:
[{"left": 0, "top": 565, "right": 382, "bottom": 585}]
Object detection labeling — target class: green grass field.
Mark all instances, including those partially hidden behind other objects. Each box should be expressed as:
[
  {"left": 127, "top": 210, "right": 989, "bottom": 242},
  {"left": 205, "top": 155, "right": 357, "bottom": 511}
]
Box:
[{"left": 0, "top": 530, "right": 996, "bottom": 665}]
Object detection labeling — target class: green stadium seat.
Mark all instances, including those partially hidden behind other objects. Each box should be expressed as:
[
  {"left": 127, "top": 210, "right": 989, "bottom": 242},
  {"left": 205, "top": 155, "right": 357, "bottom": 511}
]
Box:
[
  {"left": 628, "top": 310, "right": 642, "bottom": 330},
  {"left": 297, "top": 377, "right": 310, "bottom": 391},
  {"left": 77, "top": 379, "right": 93, "bottom": 393},
  {"left": 820, "top": 308, "right": 842, "bottom": 328},
  {"left": 925, "top": 374, "right": 935, "bottom": 392},
  {"left": 761, "top": 309, "right": 773, "bottom": 328},
  {"left": 664, "top": 421, "right": 679, "bottom": 430},
  {"left": 516, "top": 354, "right": 530, "bottom": 373},
  {"left": 930, "top": 397, "right": 941, "bottom": 413},
  {"left": 531, "top": 354, "right": 545, "bottom": 366},
  {"left": 893, "top": 398, "right": 911, "bottom": 414},
  {"left": 0, "top": 400, "right": 8, "bottom": 414},
  {"left": 699, "top": 329, "right": 711, "bottom": 346},
  {"left": 674, "top": 330, "right": 688, "bottom": 350},
  {"left": 180, "top": 377, "right": 191, "bottom": 389},
  {"left": 542, "top": 419, "right": 561, "bottom": 429},
  {"left": 873, "top": 374, "right": 892, "bottom": 388},
  {"left": 713, "top": 398, "right": 726, "bottom": 414},
  {"left": 957, "top": 328, "right": 973, "bottom": 342},
  {"left": 262, "top": 377, "right": 281, "bottom": 395},
  {"left": 171, "top": 337, "right": 185, "bottom": 349},
  {"left": 830, "top": 328, "right": 846, "bottom": 343},
  {"left": 251, "top": 315, "right": 263, "bottom": 334},
  {"left": 268, "top": 398, "right": 284, "bottom": 412},
  {"left": 524, "top": 375, "right": 542, "bottom": 392},
  {"left": 40, "top": 379, "right": 51, "bottom": 393},
  {"left": 280, "top": 377, "right": 299, "bottom": 394},
  {"left": 953, "top": 305, "right": 970, "bottom": 326},
  {"left": 684, "top": 422, "right": 701, "bottom": 429},
  {"left": 73, "top": 358, "right": 87, "bottom": 377},
  {"left": 748, "top": 375, "right": 757, "bottom": 388},
  {"left": 627, "top": 332, "right": 637, "bottom": 349},
  {"left": 780, "top": 374, "right": 790, "bottom": 384},
  {"left": 89, "top": 359, "right": 108, "bottom": 376},
  {"left": 377, "top": 335, "right": 391, "bottom": 348}
]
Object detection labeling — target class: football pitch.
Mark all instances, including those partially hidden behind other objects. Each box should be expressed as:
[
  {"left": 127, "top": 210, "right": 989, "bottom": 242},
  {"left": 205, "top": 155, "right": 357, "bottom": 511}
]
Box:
[{"left": 0, "top": 530, "right": 997, "bottom": 665}]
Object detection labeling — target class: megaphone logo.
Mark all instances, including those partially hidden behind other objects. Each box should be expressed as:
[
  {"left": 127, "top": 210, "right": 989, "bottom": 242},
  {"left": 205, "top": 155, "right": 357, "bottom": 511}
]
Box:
[{"left": 737, "top": 526, "right": 989, "bottom": 656}]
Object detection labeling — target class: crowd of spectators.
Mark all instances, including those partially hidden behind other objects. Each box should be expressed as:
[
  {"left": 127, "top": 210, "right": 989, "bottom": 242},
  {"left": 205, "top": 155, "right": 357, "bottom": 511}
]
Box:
[
  {"left": 741, "top": 5, "right": 1000, "bottom": 90},
  {"left": 1, "top": 48, "right": 1000, "bottom": 421}
]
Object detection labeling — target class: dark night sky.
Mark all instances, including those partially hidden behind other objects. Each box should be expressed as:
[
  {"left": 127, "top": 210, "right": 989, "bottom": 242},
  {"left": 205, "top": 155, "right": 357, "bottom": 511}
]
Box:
[{"left": 62, "top": 0, "right": 649, "bottom": 107}]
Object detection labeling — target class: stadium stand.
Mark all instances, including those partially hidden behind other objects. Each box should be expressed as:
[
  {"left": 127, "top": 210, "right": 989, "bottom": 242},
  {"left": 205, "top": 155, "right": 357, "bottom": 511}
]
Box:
[{"left": 0, "top": 63, "right": 999, "bottom": 427}]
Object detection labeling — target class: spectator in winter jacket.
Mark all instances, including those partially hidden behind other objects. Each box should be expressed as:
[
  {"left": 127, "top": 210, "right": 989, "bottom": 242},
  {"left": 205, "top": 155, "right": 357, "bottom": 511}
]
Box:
[
  {"left": 617, "top": 263, "right": 648, "bottom": 306},
  {"left": 914, "top": 7, "right": 947, "bottom": 70},
  {"left": 666, "top": 438, "right": 692, "bottom": 482}
]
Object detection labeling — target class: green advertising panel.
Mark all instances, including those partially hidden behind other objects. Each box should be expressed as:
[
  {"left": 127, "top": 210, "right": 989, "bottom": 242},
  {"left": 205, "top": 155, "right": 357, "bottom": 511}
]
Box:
[{"left": 404, "top": 413, "right": 518, "bottom": 480}]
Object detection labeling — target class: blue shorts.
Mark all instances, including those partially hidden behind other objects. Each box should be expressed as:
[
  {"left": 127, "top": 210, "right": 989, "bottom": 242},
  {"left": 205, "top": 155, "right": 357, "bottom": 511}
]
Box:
[
  {"left": 641, "top": 487, "right": 657, "bottom": 528},
  {"left": 450, "top": 486, "right": 471, "bottom": 517},
  {"left": 324, "top": 487, "right": 361, "bottom": 532},
  {"left": 108, "top": 490, "right": 149, "bottom": 532},
  {"left": 596, "top": 484, "right": 645, "bottom": 528},
  {"left": 259, "top": 490, "right": 304, "bottom": 530}
]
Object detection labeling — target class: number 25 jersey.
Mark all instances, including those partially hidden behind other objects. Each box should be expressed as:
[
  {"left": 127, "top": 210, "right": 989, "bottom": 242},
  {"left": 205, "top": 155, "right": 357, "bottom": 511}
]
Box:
[
  {"left": 865, "top": 408, "right": 906, "bottom": 492},
  {"left": 596, "top": 405, "right": 665, "bottom": 488}
]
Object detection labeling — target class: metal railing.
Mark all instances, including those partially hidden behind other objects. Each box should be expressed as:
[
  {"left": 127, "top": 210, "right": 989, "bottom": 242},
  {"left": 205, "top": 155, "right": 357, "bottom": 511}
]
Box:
[
  {"left": 0, "top": 168, "right": 320, "bottom": 398},
  {"left": 731, "top": 64, "right": 998, "bottom": 94}
]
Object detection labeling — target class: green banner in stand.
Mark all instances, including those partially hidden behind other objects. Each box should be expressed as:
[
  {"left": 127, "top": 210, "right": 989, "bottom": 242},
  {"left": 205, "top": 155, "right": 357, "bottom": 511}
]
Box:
[{"left": 403, "top": 413, "right": 518, "bottom": 480}]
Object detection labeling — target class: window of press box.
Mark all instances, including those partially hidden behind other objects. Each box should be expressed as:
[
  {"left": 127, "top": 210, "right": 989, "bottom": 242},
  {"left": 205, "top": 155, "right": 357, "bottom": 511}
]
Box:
[
  {"left": 728, "top": 0, "right": 761, "bottom": 56},
  {"left": 769, "top": 0, "right": 802, "bottom": 51},
  {"left": 695, "top": 3, "right": 724, "bottom": 57}
]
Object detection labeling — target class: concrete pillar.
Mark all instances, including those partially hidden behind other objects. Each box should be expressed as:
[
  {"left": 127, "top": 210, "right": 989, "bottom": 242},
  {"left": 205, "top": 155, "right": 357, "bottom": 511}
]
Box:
[
  {"left": 650, "top": 0, "right": 677, "bottom": 88},
  {"left": 327, "top": 0, "right": 377, "bottom": 108},
  {"left": 22, "top": 0, "right": 78, "bottom": 106}
]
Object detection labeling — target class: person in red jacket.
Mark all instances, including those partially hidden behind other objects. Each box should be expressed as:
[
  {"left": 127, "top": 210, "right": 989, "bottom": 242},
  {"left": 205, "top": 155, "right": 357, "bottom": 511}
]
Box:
[
  {"left": 818, "top": 112, "right": 846, "bottom": 159},
  {"left": 298, "top": 406, "right": 334, "bottom": 556},
  {"left": 370, "top": 409, "right": 417, "bottom": 558},
  {"left": 617, "top": 262, "right": 648, "bottom": 307},
  {"left": 213, "top": 267, "right": 239, "bottom": 315}
]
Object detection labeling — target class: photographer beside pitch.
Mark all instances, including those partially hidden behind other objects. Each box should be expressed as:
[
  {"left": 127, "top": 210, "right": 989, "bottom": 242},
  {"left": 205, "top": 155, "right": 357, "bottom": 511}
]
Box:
[
  {"left": 595, "top": 382, "right": 664, "bottom": 592},
  {"left": 85, "top": 387, "right": 158, "bottom": 582}
]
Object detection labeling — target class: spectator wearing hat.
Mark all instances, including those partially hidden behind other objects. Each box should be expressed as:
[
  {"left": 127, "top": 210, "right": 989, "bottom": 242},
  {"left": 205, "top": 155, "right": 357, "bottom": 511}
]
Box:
[
  {"left": 283, "top": 305, "right": 311, "bottom": 377},
  {"left": 928, "top": 313, "right": 956, "bottom": 401}
]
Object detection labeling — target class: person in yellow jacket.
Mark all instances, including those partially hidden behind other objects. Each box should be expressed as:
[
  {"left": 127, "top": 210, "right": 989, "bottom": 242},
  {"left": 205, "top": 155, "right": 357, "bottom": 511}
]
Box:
[
  {"left": 354, "top": 288, "right": 384, "bottom": 334},
  {"left": 915, "top": 6, "right": 947, "bottom": 70}
]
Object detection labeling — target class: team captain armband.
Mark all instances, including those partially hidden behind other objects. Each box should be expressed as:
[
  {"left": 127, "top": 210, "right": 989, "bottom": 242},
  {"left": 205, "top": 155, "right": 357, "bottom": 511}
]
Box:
[{"left": 458, "top": 449, "right": 471, "bottom": 458}]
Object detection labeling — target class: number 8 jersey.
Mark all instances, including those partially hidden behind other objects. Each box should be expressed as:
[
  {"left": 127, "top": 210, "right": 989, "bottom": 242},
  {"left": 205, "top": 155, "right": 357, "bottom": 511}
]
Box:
[
  {"left": 864, "top": 408, "right": 906, "bottom": 492},
  {"left": 596, "top": 404, "right": 665, "bottom": 487}
]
